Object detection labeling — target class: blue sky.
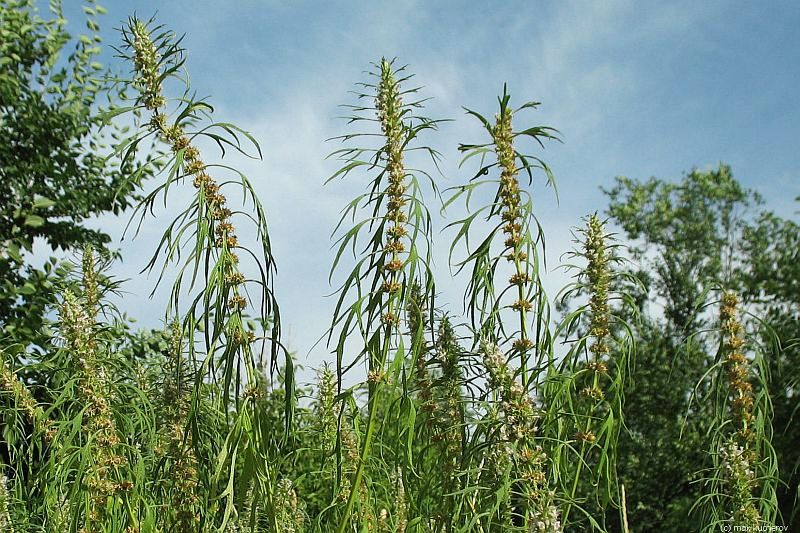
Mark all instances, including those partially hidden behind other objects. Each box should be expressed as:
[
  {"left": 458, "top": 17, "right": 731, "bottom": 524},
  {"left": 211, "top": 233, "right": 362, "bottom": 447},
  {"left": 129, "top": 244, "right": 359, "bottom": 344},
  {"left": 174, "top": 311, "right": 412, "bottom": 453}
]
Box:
[{"left": 54, "top": 0, "right": 800, "bottom": 371}]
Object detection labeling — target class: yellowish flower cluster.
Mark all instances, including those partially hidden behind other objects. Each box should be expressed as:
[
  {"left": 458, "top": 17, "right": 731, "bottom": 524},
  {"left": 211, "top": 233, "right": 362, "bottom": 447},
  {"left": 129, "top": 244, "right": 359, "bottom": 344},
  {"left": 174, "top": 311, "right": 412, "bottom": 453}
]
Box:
[
  {"left": 719, "top": 440, "right": 760, "bottom": 527},
  {"left": 720, "top": 292, "right": 755, "bottom": 444},
  {"left": 376, "top": 59, "right": 409, "bottom": 310},
  {"left": 492, "top": 107, "right": 534, "bottom": 358},
  {"left": 275, "top": 478, "right": 306, "bottom": 533},
  {"left": 481, "top": 341, "right": 558, "bottom": 527},
  {"left": 61, "top": 287, "right": 128, "bottom": 527},
  {"left": 0, "top": 474, "right": 12, "bottom": 533},
  {"left": 0, "top": 357, "right": 54, "bottom": 443},
  {"left": 130, "top": 22, "right": 165, "bottom": 110},
  {"left": 131, "top": 21, "right": 251, "bottom": 324},
  {"left": 376, "top": 469, "right": 407, "bottom": 532},
  {"left": 585, "top": 215, "right": 610, "bottom": 362},
  {"left": 718, "top": 292, "right": 761, "bottom": 527},
  {"left": 160, "top": 322, "right": 200, "bottom": 532},
  {"left": 572, "top": 215, "right": 612, "bottom": 445}
]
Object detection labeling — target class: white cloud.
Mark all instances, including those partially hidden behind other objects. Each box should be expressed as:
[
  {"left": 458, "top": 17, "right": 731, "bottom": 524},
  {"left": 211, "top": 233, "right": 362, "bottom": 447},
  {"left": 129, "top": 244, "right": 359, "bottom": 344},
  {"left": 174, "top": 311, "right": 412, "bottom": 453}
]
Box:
[{"left": 65, "top": 0, "right": 796, "bottom": 385}]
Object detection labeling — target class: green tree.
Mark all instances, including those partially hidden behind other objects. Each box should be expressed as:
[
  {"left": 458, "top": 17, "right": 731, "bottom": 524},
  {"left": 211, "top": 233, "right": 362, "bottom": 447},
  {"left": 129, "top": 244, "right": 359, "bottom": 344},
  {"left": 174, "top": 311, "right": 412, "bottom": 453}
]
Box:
[
  {"left": 603, "top": 164, "right": 797, "bottom": 529},
  {"left": 0, "top": 0, "right": 147, "bottom": 357},
  {"left": 740, "top": 207, "right": 800, "bottom": 527}
]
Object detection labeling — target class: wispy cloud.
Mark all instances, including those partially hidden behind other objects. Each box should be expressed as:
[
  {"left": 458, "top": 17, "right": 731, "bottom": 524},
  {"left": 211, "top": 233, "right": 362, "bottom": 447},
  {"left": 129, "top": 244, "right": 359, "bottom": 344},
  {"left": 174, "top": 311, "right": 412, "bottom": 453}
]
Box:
[{"left": 56, "top": 0, "right": 799, "bottom": 378}]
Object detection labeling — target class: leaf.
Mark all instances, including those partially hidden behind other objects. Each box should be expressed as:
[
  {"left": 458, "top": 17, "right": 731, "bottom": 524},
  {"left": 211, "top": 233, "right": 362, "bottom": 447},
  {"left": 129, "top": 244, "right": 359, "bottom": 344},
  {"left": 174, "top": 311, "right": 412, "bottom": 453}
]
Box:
[
  {"left": 6, "top": 243, "right": 23, "bottom": 263},
  {"left": 32, "top": 197, "right": 56, "bottom": 209},
  {"left": 18, "top": 283, "right": 36, "bottom": 295},
  {"left": 24, "top": 215, "right": 45, "bottom": 227},
  {"left": 98, "top": 106, "right": 136, "bottom": 123}
]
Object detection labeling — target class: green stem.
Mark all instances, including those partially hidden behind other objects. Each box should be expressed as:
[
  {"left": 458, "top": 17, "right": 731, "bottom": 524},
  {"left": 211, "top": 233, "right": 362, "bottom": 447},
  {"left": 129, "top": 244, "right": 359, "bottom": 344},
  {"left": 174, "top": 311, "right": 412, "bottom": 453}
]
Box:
[
  {"left": 336, "top": 382, "right": 382, "bottom": 533},
  {"left": 563, "top": 440, "right": 588, "bottom": 527},
  {"left": 514, "top": 254, "right": 529, "bottom": 387},
  {"left": 562, "top": 370, "right": 601, "bottom": 526},
  {"left": 337, "top": 281, "right": 397, "bottom": 531}
]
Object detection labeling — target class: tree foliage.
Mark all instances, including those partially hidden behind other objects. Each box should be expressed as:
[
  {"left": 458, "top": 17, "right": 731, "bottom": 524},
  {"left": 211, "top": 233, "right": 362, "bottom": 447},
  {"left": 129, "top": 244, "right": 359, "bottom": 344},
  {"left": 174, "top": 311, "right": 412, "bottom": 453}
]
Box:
[
  {"left": 0, "top": 0, "right": 147, "bottom": 354},
  {"left": 603, "top": 165, "right": 797, "bottom": 529}
]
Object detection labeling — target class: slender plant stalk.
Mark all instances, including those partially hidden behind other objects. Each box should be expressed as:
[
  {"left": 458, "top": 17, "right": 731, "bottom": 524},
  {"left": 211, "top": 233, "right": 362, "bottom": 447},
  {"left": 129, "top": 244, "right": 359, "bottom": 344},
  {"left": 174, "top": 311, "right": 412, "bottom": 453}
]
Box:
[
  {"left": 562, "top": 214, "right": 612, "bottom": 526},
  {"left": 448, "top": 85, "right": 560, "bottom": 530},
  {"left": 328, "top": 58, "right": 439, "bottom": 531},
  {"left": 621, "top": 484, "right": 630, "bottom": 533},
  {"left": 119, "top": 17, "right": 286, "bottom": 530},
  {"left": 717, "top": 292, "right": 761, "bottom": 526}
]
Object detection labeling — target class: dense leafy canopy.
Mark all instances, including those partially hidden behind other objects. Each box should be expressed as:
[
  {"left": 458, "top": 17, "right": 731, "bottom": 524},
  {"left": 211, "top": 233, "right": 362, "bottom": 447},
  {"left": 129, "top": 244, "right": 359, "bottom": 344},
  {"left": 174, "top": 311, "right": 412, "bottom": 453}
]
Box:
[
  {"left": 603, "top": 165, "right": 798, "bottom": 529},
  {"left": 0, "top": 0, "right": 145, "bottom": 352}
]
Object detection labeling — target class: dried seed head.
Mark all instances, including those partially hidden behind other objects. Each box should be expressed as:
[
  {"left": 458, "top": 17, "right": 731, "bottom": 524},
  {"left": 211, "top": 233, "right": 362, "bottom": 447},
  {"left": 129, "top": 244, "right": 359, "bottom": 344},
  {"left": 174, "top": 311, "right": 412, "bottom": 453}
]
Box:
[
  {"left": 506, "top": 250, "right": 528, "bottom": 262},
  {"left": 172, "top": 135, "right": 191, "bottom": 152},
  {"left": 214, "top": 222, "right": 235, "bottom": 236},
  {"left": 228, "top": 295, "right": 247, "bottom": 312},
  {"left": 212, "top": 207, "right": 233, "bottom": 220},
  {"left": 381, "top": 312, "right": 400, "bottom": 327},
  {"left": 504, "top": 234, "right": 522, "bottom": 249},
  {"left": 225, "top": 272, "right": 245, "bottom": 286},
  {"left": 580, "top": 385, "right": 604, "bottom": 401},
  {"left": 384, "top": 239, "right": 406, "bottom": 254},
  {"left": 387, "top": 225, "right": 408, "bottom": 239},
  {"left": 163, "top": 125, "right": 183, "bottom": 143},
  {"left": 244, "top": 385, "right": 265, "bottom": 401},
  {"left": 380, "top": 280, "right": 402, "bottom": 294},
  {"left": 512, "top": 338, "right": 534, "bottom": 353},
  {"left": 511, "top": 298, "right": 533, "bottom": 312},
  {"left": 150, "top": 112, "right": 167, "bottom": 131},
  {"left": 185, "top": 158, "right": 205, "bottom": 176},
  {"left": 183, "top": 146, "right": 200, "bottom": 162},
  {"left": 385, "top": 259, "right": 404, "bottom": 272},
  {"left": 586, "top": 359, "right": 608, "bottom": 374},
  {"left": 192, "top": 172, "right": 211, "bottom": 189}
]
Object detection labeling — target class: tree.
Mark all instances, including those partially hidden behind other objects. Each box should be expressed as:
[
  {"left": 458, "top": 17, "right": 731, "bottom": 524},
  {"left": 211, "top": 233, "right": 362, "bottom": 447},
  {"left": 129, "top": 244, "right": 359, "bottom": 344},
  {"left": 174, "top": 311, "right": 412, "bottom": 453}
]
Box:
[
  {"left": 603, "top": 165, "right": 798, "bottom": 529},
  {"left": 0, "top": 0, "right": 148, "bottom": 357},
  {"left": 604, "top": 164, "right": 758, "bottom": 332},
  {"left": 740, "top": 207, "right": 800, "bottom": 527}
]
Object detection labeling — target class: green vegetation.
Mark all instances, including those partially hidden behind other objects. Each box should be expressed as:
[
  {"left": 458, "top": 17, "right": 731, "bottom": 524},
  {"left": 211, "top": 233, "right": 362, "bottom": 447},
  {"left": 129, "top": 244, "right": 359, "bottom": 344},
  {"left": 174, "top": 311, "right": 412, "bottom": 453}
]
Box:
[
  {"left": 0, "top": 0, "right": 153, "bottom": 362},
  {"left": 1, "top": 4, "right": 797, "bottom": 532}
]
